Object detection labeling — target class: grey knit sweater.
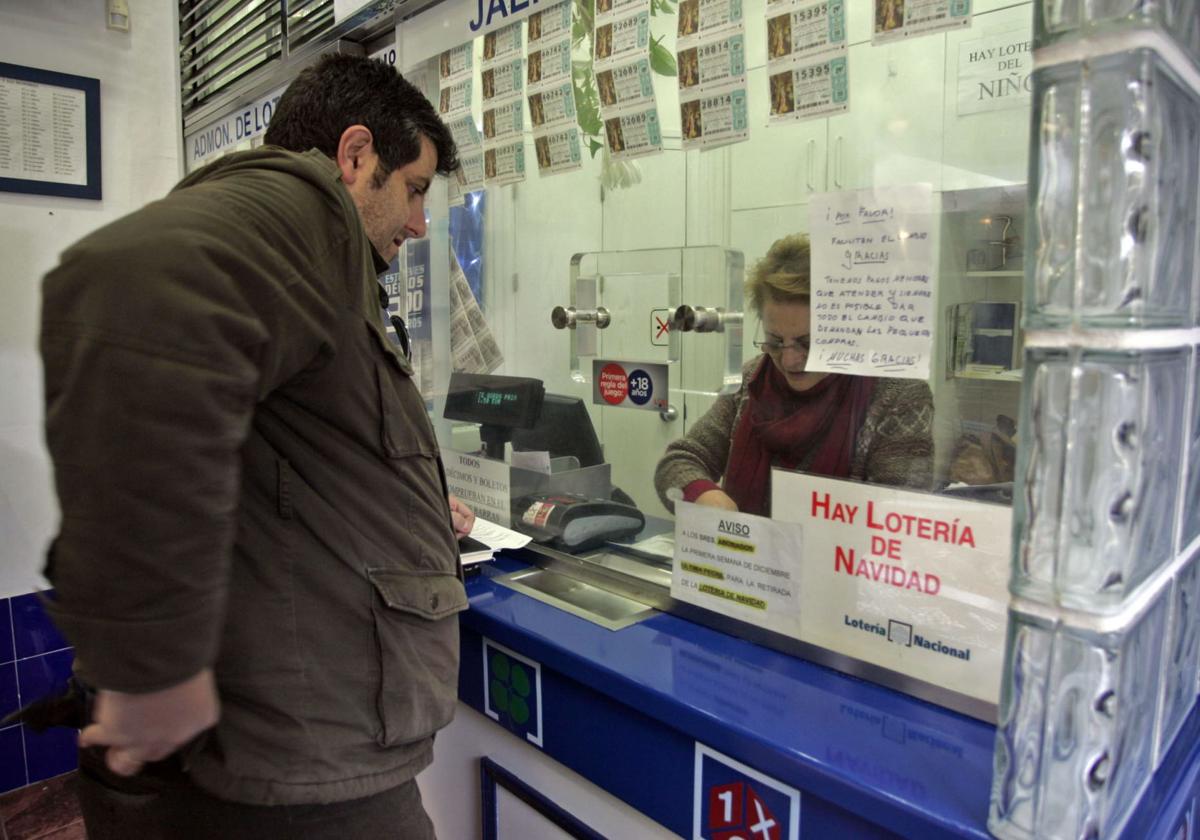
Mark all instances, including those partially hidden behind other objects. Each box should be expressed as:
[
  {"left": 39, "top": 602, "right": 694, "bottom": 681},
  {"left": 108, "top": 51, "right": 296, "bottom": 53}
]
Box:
[{"left": 654, "top": 357, "right": 934, "bottom": 512}]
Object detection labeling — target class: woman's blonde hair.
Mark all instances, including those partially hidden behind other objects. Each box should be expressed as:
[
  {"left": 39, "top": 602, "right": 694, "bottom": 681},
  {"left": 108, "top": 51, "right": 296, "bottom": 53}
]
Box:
[{"left": 746, "top": 234, "right": 811, "bottom": 314}]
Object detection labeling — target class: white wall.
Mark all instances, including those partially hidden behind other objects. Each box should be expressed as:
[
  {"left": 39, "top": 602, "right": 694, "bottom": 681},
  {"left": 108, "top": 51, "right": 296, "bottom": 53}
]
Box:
[{"left": 0, "top": 0, "right": 181, "bottom": 597}]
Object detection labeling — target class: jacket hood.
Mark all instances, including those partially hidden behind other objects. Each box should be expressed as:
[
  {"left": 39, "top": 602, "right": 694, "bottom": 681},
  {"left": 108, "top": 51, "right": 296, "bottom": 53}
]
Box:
[
  {"left": 176, "top": 146, "right": 344, "bottom": 200},
  {"left": 177, "top": 146, "right": 390, "bottom": 275}
]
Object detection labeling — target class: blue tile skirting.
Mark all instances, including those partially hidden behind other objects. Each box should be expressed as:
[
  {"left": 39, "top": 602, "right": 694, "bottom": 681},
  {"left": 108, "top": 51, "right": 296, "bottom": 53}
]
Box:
[{"left": 0, "top": 591, "right": 78, "bottom": 795}]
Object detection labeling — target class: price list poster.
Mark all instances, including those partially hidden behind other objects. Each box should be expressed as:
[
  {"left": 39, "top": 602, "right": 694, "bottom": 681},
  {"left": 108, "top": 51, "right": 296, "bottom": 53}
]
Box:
[
  {"left": 675, "top": 0, "right": 749, "bottom": 150},
  {"left": 481, "top": 21, "right": 528, "bottom": 186},
  {"left": 526, "top": 0, "right": 583, "bottom": 175},
  {"left": 0, "top": 63, "right": 100, "bottom": 200},
  {"left": 764, "top": 0, "right": 848, "bottom": 124},
  {"left": 594, "top": 0, "right": 663, "bottom": 160},
  {"left": 437, "top": 43, "right": 484, "bottom": 203}
]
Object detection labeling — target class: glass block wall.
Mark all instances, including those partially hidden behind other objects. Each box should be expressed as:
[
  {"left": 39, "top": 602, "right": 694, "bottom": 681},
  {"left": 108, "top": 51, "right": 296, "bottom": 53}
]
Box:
[{"left": 989, "top": 3, "right": 1200, "bottom": 838}]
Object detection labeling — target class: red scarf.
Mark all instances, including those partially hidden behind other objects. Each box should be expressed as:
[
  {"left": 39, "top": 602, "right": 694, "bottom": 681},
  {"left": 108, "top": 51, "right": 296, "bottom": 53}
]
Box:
[{"left": 724, "top": 360, "right": 876, "bottom": 516}]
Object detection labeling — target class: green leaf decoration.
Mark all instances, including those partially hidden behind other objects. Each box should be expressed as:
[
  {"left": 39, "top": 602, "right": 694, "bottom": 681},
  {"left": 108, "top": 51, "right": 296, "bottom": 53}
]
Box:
[
  {"left": 491, "top": 652, "right": 510, "bottom": 681},
  {"left": 588, "top": 138, "right": 604, "bottom": 158},
  {"left": 511, "top": 664, "right": 531, "bottom": 698},
  {"left": 491, "top": 679, "right": 509, "bottom": 711},
  {"left": 650, "top": 37, "right": 677, "bottom": 76},
  {"left": 572, "top": 0, "right": 594, "bottom": 47},
  {"left": 510, "top": 696, "right": 530, "bottom": 725}
]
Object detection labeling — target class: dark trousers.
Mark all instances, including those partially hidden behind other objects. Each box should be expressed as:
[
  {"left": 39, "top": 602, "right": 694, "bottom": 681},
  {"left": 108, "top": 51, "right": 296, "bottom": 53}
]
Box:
[{"left": 76, "top": 747, "right": 437, "bottom": 840}]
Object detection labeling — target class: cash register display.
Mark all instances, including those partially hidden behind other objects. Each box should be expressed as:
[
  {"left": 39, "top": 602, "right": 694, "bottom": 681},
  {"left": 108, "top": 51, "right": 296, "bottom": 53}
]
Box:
[{"left": 443, "top": 372, "right": 546, "bottom": 458}]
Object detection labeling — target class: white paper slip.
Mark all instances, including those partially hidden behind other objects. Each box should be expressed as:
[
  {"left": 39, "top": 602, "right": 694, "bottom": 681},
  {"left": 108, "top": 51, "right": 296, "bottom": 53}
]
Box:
[{"left": 469, "top": 516, "right": 534, "bottom": 551}]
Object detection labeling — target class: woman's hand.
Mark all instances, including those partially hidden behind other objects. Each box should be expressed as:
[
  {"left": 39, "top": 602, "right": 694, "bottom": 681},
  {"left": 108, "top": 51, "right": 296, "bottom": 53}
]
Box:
[{"left": 695, "top": 489, "right": 739, "bottom": 511}]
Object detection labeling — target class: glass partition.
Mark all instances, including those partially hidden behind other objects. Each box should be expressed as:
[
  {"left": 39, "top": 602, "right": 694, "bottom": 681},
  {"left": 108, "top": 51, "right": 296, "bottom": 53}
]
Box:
[
  {"left": 411, "top": 0, "right": 1034, "bottom": 724},
  {"left": 419, "top": 0, "right": 1032, "bottom": 545}
]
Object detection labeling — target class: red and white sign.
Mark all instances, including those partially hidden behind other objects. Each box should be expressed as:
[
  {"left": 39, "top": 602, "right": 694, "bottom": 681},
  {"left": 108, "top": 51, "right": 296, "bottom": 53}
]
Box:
[
  {"left": 694, "top": 743, "right": 799, "bottom": 840},
  {"left": 598, "top": 362, "right": 630, "bottom": 405},
  {"left": 772, "top": 472, "right": 1010, "bottom": 704}
]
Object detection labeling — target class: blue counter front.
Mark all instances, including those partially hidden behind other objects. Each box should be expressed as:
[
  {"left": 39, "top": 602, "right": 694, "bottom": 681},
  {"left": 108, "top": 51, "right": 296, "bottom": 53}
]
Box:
[{"left": 453, "top": 554, "right": 1200, "bottom": 839}]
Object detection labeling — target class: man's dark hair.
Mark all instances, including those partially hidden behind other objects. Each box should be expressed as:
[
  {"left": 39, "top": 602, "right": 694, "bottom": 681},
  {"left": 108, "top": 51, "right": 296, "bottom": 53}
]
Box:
[{"left": 265, "top": 53, "right": 459, "bottom": 177}]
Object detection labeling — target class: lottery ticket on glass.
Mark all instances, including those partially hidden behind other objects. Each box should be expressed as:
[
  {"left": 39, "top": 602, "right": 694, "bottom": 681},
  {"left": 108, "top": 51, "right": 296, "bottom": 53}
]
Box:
[
  {"left": 438, "top": 43, "right": 473, "bottom": 83},
  {"left": 676, "top": 0, "right": 744, "bottom": 45},
  {"left": 767, "top": 52, "right": 848, "bottom": 122},
  {"left": 680, "top": 86, "right": 749, "bottom": 150},
  {"left": 528, "top": 81, "right": 578, "bottom": 130},
  {"left": 676, "top": 33, "right": 745, "bottom": 93},
  {"left": 533, "top": 127, "right": 583, "bottom": 174},
  {"left": 593, "top": 10, "right": 651, "bottom": 68},
  {"left": 438, "top": 76, "right": 473, "bottom": 117},
  {"left": 482, "top": 20, "right": 523, "bottom": 65},
  {"left": 448, "top": 171, "right": 466, "bottom": 207},
  {"left": 446, "top": 113, "right": 482, "bottom": 150},
  {"left": 527, "top": 37, "right": 573, "bottom": 89},
  {"left": 766, "top": 0, "right": 846, "bottom": 63},
  {"left": 481, "top": 58, "right": 525, "bottom": 104},
  {"left": 527, "top": 0, "right": 572, "bottom": 46},
  {"left": 873, "top": 0, "right": 971, "bottom": 44},
  {"left": 603, "top": 106, "right": 663, "bottom": 160},
  {"left": 457, "top": 151, "right": 487, "bottom": 194},
  {"left": 594, "top": 0, "right": 647, "bottom": 24},
  {"left": 482, "top": 99, "right": 524, "bottom": 144},
  {"left": 596, "top": 57, "right": 655, "bottom": 112},
  {"left": 484, "top": 140, "right": 526, "bottom": 186}
]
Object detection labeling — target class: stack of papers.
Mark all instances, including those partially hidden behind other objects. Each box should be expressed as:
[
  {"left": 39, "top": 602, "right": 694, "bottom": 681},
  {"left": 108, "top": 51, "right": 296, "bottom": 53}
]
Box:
[{"left": 459, "top": 517, "right": 532, "bottom": 566}]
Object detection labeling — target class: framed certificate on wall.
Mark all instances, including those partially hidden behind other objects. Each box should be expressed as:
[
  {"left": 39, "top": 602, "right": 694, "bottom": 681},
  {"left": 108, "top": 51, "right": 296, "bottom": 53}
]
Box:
[{"left": 0, "top": 62, "right": 101, "bottom": 200}]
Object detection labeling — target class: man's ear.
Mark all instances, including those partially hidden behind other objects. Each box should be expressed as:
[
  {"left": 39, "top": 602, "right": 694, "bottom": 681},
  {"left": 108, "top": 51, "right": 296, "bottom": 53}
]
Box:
[{"left": 336, "top": 125, "right": 375, "bottom": 186}]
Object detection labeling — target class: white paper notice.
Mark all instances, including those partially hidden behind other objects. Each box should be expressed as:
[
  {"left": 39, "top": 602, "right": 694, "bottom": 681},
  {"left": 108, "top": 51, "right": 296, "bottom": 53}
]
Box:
[
  {"left": 444, "top": 451, "right": 513, "bottom": 527},
  {"left": 672, "top": 502, "right": 804, "bottom": 638},
  {"left": 807, "top": 184, "right": 935, "bottom": 379},
  {"left": 771, "top": 472, "right": 1008, "bottom": 703},
  {"left": 956, "top": 26, "right": 1032, "bottom": 116}
]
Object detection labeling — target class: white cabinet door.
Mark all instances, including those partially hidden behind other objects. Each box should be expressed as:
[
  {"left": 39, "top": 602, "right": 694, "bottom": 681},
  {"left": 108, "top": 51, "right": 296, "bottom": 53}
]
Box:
[
  {"left": 602, "top": 149, "right": 687, "bottom": 251},
  {"left": 731, "top": 65, "right": 829, "bottom": 209},
  {"left": 826, "top": 37, "right": 946, "bottom": 191}
]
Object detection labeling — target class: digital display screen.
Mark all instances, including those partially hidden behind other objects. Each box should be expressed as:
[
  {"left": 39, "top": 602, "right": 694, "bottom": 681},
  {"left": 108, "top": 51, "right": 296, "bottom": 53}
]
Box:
[
  {"left": 443, "top": 372, "right": 545, "bottom": 430},
  {"left": 476, "top": 391, "right": 518, "bottom": 407}
]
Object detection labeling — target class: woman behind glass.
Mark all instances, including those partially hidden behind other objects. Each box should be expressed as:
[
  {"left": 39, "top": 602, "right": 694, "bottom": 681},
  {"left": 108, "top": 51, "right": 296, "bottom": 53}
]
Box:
[{"left": 654, "top": 234, "right": 934, "bottom": 516}]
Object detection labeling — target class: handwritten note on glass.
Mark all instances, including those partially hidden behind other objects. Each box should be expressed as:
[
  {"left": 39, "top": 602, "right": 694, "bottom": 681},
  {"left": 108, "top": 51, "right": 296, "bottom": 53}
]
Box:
[{"left": 807, "top": 184, "right": 935, "bottom": 380}]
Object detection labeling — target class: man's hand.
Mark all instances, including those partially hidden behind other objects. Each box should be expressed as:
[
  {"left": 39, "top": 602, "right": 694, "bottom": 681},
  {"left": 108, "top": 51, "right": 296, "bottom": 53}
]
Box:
[
  {"left": 448, "top": 494, "right": 475, "bottom": 537},
  {"left": 695, "top": 489, "right": 739, "bottom": 511},
  {"left": 79, "top": 668, "right": 219, "bottom": 777}
]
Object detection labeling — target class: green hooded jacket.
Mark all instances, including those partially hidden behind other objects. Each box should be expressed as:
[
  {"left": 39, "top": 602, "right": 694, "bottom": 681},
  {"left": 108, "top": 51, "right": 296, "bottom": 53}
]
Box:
[{"left": 40, "top": 147, "right": 466, "bottom": 805}]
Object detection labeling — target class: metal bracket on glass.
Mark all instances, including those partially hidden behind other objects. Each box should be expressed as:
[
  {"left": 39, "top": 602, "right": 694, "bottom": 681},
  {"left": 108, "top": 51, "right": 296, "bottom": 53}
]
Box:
[
  {"left": 671, "top": 304, "right": 743, "bottom": 334},
  {"left": 551, "top": 305, "right": 612, "bottom": 330}
]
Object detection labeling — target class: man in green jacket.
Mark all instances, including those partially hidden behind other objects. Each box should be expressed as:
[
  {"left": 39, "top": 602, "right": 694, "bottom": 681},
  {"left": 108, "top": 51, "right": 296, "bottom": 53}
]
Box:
[{"left": 40, "top": 53, "right": 473, "bottom": 838}]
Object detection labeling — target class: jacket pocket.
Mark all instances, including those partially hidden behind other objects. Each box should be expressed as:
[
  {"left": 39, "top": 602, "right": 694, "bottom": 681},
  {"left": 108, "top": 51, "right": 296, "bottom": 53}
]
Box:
[{"left": 367, "top": 567, "right": 468, "bottom": 747}]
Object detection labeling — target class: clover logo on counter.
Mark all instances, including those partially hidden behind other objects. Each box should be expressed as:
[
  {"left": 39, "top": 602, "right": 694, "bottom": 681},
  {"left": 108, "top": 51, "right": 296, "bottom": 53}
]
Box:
[{"left": 483, "top": 638, "right": 544, "bottom": 746}]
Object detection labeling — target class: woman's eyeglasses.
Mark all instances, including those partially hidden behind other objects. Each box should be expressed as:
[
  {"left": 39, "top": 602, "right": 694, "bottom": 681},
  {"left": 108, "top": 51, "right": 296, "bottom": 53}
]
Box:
[{"left": 752, "top": 334, "right": 810, "bottom": 355}]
